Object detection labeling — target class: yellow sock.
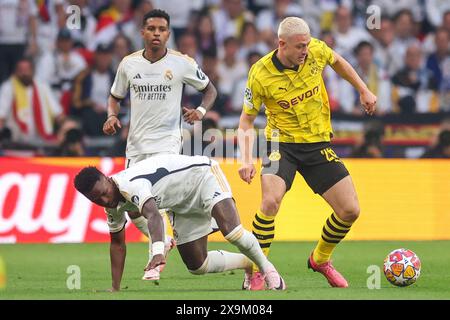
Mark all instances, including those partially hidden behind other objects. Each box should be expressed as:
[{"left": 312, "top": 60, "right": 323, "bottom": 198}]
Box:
[
  {"left": 313, "top": 212, "right": 353, "bottom": 265},
  {"left": 251, "top": 209, "right": 275, "bottom": 272}
]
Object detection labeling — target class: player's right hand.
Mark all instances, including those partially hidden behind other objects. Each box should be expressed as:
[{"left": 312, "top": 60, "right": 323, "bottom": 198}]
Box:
[
  {"left": 238, "top": 163, "right": 256, "bottom": 184},
  {"left": 360, "top": 89, "right": 377, "bottom": 115},
  {"left": 103, "top": 116, "right": 122, "bottom": 135},
  {"left": 145, "top": 254, "right": 166, "bottom": 271}
]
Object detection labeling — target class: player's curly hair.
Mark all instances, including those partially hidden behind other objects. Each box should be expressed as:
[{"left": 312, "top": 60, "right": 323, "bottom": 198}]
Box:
[
  {"left": 74, "top": 166, "right": 103, "bottom": 195},
  {"left": 143, "top": 9, "right": 170, "bottom": 27}
]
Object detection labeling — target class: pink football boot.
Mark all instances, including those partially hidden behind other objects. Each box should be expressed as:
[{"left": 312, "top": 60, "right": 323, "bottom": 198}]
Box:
[{"left": 307, "top": 253, "right": 348, "bottom": 288}]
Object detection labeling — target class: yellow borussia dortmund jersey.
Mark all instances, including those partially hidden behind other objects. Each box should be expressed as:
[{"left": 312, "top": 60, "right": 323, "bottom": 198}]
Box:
[{"left": 243, "top": 37, "right": 335, "bottom": 143}]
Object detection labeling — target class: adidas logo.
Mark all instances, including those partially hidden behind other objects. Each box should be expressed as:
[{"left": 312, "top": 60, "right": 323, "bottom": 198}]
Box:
[
  {"left": 133, "top": 73, "right": 142, "bottom": 79},
  {"left": 212, "top": 192, "right": 221, "bottom": 199}
]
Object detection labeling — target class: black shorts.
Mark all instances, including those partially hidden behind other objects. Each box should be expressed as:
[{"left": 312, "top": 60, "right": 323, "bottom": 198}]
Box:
[{"left": 261, "top": 141, "right": 349, "bottom": 195}]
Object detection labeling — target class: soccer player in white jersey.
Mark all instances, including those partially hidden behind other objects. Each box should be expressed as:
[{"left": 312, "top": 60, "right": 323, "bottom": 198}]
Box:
[
  {"left": 74, "top": 155, "right": 286, "bottom": 291},
  {"left": 101, "top": 9, "right": 218, "bottom": 282}
]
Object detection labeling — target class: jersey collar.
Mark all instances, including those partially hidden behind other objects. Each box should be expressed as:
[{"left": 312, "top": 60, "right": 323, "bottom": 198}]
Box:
[
  {"left": 271, "top": 50, "right": 299, "bottom": 72},
  {"left": 142, "top": 48, "right": 168, "bottom": 64}
]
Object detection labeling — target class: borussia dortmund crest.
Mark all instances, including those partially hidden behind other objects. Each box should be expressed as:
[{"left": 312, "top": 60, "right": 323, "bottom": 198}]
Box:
[
  {"left": 309, "top": 60, "right": 319, "bottom": 75},
  {"left": 268, "top": 150, "right": 281, "bottom": 161}
]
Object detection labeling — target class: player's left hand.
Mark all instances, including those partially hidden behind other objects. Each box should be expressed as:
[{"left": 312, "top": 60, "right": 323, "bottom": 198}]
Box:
[
  {"left": 183, "top": 107, "right": 204, "bottom": 125},
  {"left": 360, "top": 89, "right": 377, "bottom": 115},
  {"left": 145, "top": 254, "right": 166, "bottom": 271}
]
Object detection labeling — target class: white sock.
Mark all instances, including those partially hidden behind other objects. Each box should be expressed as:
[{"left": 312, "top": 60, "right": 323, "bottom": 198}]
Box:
[
  {"left": 206, "top": 250, "right": 252, "bottom": 273},
  {"left": 224, "top": 225, "right": 273, "bottom": 274},
  {"left": 189, "top": 250, "right": 252, "bottom": 274}
]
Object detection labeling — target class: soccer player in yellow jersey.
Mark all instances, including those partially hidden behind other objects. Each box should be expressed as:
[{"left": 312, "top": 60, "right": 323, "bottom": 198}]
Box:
[{"left": 238, "top": 17, "right": 376, "bottom": 290}]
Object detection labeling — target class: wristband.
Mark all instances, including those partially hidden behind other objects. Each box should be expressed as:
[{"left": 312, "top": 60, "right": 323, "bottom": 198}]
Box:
[
  {"left": 196, "top": 106, "right": 207, "bottom": 117},
  {"left": 107, "top": 114, "right": 118, "bottom": 119},
  {"left": 151, "top": 241, "right": 165, "bottom": 256}
]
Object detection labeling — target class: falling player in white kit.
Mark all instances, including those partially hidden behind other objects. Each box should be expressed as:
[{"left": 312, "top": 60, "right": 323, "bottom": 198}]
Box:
[
  {"left": 101, "top": 9, "right": 218, "bottom": 285},
  {"left": 74, "top": 154, "right": 286, "bottom": 291}
]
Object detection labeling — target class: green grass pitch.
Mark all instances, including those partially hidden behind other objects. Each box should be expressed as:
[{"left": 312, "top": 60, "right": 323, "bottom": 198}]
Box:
[{"left": 1, "top": 241, "right": 449, "bottom": 300}]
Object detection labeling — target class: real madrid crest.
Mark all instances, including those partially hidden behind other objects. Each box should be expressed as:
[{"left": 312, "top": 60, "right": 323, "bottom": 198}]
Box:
[
  {"left": 164, "top": 69, "right": 173, "bottom": 80},
  {"left": 268, "top": 150, "right": 281, "bottom": 161}
]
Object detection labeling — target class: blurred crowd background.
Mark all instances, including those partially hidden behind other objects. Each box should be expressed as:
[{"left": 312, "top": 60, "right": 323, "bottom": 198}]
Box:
[{"left": 0, "top": 0, "right": 449, "bottom": 159}]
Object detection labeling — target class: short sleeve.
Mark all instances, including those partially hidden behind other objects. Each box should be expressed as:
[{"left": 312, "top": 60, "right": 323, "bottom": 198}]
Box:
[
  {"left": 105, "top": 207, "right": 127, "bottom": 233},
  {"left": 322, "top": 41, "right": 335, "bottom": 66},
  {"left": 182, "top": 59, "right": 210, "bottom": 91},
  {"left": 111, "top": 172, "right": 155, "bottom": 214},
  {"left": 122, "top": 179, "right": 155, "bottom": 213},
  {"left": 242, "top": 64, "right": 263, "bottom": 116},
  {"left": 110, "top": 60, "right": 129, "bottom": 99}
]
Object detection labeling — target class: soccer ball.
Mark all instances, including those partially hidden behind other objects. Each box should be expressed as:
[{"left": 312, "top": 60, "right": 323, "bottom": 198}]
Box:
[{"left": 383, "top": 248, "right": 421, "bottom": 287}]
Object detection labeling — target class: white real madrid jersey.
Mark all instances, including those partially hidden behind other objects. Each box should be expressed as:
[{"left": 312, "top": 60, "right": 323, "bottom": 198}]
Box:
[
  {"left": 111, "top": 154, "right": 212, "bottom": 215},
  {"left": 110, "top": 49, "right": 210, "bottom": 157}
]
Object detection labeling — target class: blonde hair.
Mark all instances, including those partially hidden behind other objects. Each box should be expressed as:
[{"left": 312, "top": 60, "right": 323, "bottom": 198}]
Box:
[{"left": 277, "top": 17, "right": 310, "bottom": 39}]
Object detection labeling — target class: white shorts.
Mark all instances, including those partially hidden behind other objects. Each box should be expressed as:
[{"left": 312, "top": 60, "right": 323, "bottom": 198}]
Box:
[
  {"left": 125, "top": 151, "right": 179, "bottom": 169},
  {"left": 169, "top": 161, "right": 232, "bottom": 245}
]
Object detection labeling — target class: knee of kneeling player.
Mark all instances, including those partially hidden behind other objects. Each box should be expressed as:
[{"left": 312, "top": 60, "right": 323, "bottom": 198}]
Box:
[{"left": 188, "top": 258, "right": 208, "bottom": 275}]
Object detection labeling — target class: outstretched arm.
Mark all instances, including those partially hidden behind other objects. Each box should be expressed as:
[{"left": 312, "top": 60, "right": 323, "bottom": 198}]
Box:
[
  {"left": 141, "top": 198, "right": 166, "bottom": 270},
  {"left": 110, "top": 227, "right": 126, "bottom": 292},
  {"left": 331, "top": 51, "right": 377, "bottom": 115},
  {"left": 237, "top": 111, "right": 257, "bottom": 184}
]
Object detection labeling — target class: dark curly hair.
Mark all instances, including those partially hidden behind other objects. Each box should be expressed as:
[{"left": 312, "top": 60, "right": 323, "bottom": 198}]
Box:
[
  {"left": 74, "top": 166, "right": 103, "bottom": 194},
  {"left": 142, "top": 9, "right": 170, "bottom": 27}
]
